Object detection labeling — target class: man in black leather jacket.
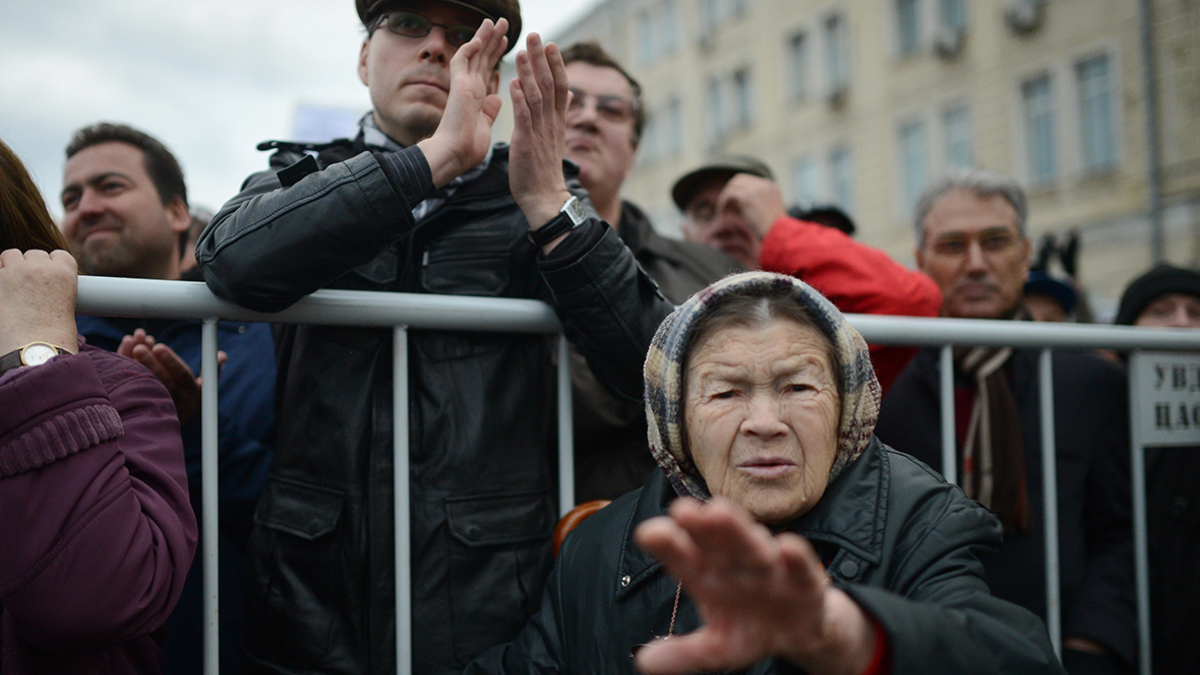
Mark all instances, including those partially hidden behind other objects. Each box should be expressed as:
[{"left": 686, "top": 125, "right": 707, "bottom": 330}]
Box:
[{"left": 195, "top": 3, "right": 672, "bottom": 674}]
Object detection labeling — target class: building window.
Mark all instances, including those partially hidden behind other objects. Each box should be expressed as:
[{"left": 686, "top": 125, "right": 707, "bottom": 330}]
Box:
[
  {"left": 707, "top": 75, "right": 725, "bottom": 144},
  {"left": 942, "top": 104, "right": 973, "bottom": 169},
  {"left": 1022, "top": 73, "right": 1057, "bottom": 184},
  {"left": 792, "top": 156, "right": 820, "bottom": 206},
  {"left": 660, "top": 0, "right": 679, "bottom": 56},
  {"left": 786, "top": 31, "right": 809, "bottom": 102},
  {"left": 699, "top": 0, "right": 719, "bottom": 42},
  {"left": 640, "top": 110, "right": 660, "bottom": 166},
  {"left": 898, "top": 120, "right": 928, "bottom": 215},
  {"left": 638, "top": 9, "right": 655, "bottom": 65},
  {"left": 828, "top": 146, "right": 854, "bottom": 214},
  {"left": 733, "top": 68, "right": 753, "bottom": 130},
  {"left": 665, "top": 96, "right": 683, "bottom": 158},
  {"left": 940, "top": 0, "right": 965, "bottom": 32},
  {"left": 1077, "top": 54, "right": 1117, "bottom": 173},
  {"left": 897, "top": 0, "right": 920, "bottom": 55},
  {"left": 825, "top": 13, "right": 849, "bottom": 96}
]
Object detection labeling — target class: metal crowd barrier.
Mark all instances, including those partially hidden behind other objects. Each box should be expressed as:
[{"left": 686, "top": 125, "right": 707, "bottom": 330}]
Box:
[{"left": 75, "top": 276, "right": 1200, "bottom": 675}]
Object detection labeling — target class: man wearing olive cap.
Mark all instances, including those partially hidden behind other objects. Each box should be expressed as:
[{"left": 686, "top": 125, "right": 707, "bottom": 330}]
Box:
[
  {"left": 672, "top": 156, "right": 942, "bottom": 391},
  {"left": 196, "top": 2, "right": 672, "bottom": 673}
]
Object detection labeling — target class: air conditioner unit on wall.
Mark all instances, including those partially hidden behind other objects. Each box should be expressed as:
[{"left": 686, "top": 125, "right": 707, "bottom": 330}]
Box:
[
  {"left": 933, "top": 25, "right": 965, "bottom": 58},
  {"left": 1005, "top": 0, "right": 1046, "bottom": 35}
]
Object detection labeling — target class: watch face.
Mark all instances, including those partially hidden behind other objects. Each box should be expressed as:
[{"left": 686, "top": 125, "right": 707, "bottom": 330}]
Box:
[
  {"left": 22, "top": 343, "right": 59, "bottom": 366},
  {"left": 563, "top": 196, "right": 589, "bottom": 226}
]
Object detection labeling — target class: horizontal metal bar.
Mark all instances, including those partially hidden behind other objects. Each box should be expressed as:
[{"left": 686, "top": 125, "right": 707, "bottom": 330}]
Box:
[
  {"left": 848, "top": 313, "right": 1200, "bottom": 351},
  {"left": 76, "top": 277, "right": 563, "bottom": 334},
  {"left": 76, "top": 277, "right": 1200, "bottom": 350}
]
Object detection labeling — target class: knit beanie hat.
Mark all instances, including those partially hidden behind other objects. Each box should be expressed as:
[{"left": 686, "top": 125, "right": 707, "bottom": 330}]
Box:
[
  {"left": 643, "top": 271, "right": 881, "bottom": 501},
  {"left": 1114, "top": 264, "right": 1200, "bottom": 326}
]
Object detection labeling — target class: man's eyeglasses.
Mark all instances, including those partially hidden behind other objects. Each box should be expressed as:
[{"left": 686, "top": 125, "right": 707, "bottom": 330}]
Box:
[
  {"left": 567, "top": 88, "right": 639, "bottom": 124},
  {"left": 928, "top": 229, "right": 1022, "bottom": 257},
  {"left": 374, "top": 10, "right": 480, "bottom": 49}
]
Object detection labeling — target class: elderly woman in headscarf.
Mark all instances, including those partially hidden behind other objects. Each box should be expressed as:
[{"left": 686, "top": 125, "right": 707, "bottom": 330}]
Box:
[{"left": 466, "top": 271, "right": 1062, "bottom": 675}]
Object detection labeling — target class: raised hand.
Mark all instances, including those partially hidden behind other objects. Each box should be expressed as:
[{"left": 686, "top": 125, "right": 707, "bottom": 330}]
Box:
[
  {"left": 508, "top": 33, "right": 574, "bottom": 240},
  {"left": 718, "top": 173, "right": 787, "bottom": 240},
  {"left": 632, "top": 497, "right": 876, "bottom": 675},
  {"left": 118, "top": 328, "right": 226, "bottom": 427},
  {"left": 417, "top": 18, "right": 509, "bottom": 187},
  {"left": 0, "top": 248, "right": 79, "bottom": 356}
]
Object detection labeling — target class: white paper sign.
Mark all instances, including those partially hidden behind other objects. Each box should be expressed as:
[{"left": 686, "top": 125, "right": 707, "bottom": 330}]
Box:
[{"left": 1129, "top": 351, "right": 1200, "bottom": 447}]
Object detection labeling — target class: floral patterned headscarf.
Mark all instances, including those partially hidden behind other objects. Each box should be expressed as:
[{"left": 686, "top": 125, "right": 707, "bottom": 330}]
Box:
[{"left": 644, "top": 271, "right": 881, "bottom": 500}]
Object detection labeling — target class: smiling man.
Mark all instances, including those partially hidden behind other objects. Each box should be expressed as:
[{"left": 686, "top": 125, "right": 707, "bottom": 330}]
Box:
[
  {"left": 560, "top": 42, "right": 741, "bottom": 502},
  {"left": 195, "top": 4, "right": 672, "bottom": 675},
  {"left": 876, "top": 168, "right": 1135, "bottom": 675},
  {"left": 60, "top": 122, "right": 276, "bottom": 675}
]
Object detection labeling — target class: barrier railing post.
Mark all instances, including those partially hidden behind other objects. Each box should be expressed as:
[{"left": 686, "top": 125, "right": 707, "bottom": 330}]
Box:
[
  {"left": 1039, "top": 349, "right": 1061, "bottom": 657},
  {"left": 394, "top": 326, "right": 412, "bottom": 675},
  {"left": 201, "top": 318, "right": 220, "bottom": 675},
  {"left": 557, "top": 336, "right": 575, "bottom": 516},
  {"left": 1128, "top": 350, "right": 1154, "bottom": 675},
  {"left": 939, "top": 345, "right": 957, "bottom": 485}
]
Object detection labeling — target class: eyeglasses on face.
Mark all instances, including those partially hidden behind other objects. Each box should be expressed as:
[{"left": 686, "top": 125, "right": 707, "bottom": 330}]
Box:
[
  {"left": 567, "top": 87, "right": 639, "bottom": 124},
  {"left": 375, "top": 10, "right": 480, "bottom": 49},
  {"left": 928, "top": 228, "right": 1022, "bottom": 257}
]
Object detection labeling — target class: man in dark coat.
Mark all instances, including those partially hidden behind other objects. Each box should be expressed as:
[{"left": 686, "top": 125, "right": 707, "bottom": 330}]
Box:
[
  {"left": 1113, "top": 264, "right": 1200, "bottom": 675},
  {"left": 561, "top": 41, "right": 742, "bottom": 501},
  {"left": 195, "top": 3, "right": 673, "bottom": 674},
  {"left": 875, "top": 168, "right": 1134, "bottom": 675}
]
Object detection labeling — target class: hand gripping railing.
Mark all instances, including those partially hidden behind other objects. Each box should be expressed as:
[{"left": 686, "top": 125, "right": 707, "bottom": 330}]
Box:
[{"left": 76, "top": 277, "right": 1200, "bottom": 675}]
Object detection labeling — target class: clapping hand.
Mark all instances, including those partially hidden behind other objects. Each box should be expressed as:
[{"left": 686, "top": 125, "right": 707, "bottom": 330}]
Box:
[{"left": 118, "top": 328, "right": 226, "bottom": 427}]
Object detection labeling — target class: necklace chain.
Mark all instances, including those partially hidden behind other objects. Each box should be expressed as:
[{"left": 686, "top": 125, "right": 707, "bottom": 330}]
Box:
[{"left": 666, "top": 580, "right": 682, "bottom": 638}]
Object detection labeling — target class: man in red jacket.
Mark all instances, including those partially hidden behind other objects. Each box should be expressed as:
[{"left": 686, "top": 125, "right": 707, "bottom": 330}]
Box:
[{"left": 673, "top": 156, "right": 941, "bottom": 391}]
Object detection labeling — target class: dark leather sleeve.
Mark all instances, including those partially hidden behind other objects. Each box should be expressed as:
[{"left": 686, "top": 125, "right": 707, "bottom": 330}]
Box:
[
  {"left": 538, "top": 223, "right": 673, "bottom": 403},
  {"left": 197, "top": 150, "right": 422, "bottom": 312}
]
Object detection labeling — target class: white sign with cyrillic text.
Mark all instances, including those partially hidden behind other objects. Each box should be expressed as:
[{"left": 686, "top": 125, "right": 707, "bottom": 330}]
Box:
[{"left": 1129, "top": 351, "right": 1200, "bottom": 447}]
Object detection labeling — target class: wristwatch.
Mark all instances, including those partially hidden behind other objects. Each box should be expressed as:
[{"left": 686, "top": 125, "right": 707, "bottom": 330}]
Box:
[
  {"left": 0, "top": 342, "right": 69, "bottom": 377},
  {"left": 528, "top": 195, "right": 589, "bottom": 248}
]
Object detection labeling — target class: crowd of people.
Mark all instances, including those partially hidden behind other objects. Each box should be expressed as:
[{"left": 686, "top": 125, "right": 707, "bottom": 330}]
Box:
[{"left": 1, "top": 0, "right": 1198, "bottom": 674}]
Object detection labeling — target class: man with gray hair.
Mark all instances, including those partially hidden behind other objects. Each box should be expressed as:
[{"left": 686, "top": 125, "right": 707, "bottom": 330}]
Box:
[{"left": 875, "top": 168, "right": 1135, "bottom": 675}]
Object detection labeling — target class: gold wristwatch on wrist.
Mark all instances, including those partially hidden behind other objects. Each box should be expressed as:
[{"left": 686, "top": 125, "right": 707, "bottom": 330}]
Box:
[{"left": 0, "top": 342, "right": 69, "bottom": 377}]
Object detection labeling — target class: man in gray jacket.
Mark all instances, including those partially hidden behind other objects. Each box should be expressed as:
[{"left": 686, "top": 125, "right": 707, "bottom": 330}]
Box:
[{"left": 196, "top": 2, "right": 672, "bottom": 674}]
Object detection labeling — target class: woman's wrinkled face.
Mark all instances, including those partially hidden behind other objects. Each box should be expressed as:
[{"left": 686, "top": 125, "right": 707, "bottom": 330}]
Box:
[{"left": 684, "top": 319, "right": 840, "bottom": 524}]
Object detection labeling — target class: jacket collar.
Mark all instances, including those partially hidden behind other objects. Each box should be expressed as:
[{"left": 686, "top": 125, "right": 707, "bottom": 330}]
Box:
[{"left": 615, "top": 438, "right": 888, "bottom": 600}]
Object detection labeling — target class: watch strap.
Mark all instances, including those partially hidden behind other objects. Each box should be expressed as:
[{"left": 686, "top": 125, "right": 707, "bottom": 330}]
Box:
[
  {"left": 0, "top": 342, "right": 68, "bottom": 378},
  {"left": 0, "top": 349, "right": 22, "bottom": 377},
  {"left": 528, "top": 196, "right": 588, "bottom": 248}
]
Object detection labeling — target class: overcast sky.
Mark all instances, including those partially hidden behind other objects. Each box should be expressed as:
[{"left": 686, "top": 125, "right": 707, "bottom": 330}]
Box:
[{"left": 0, "top": 0, "right": 600, "bottom": 218}]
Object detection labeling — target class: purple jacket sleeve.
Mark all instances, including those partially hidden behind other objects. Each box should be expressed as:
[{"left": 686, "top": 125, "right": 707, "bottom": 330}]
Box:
[{"left": 0, "top": 347, "right": 197, "bottom": 653}]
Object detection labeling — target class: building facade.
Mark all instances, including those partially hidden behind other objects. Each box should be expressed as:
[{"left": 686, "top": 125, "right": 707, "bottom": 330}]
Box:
[{"left": 527, "top": 0, "right": 1199, "bottom": 305}]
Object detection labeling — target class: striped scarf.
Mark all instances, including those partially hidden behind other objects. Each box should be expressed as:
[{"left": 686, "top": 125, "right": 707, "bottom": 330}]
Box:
[{"left": 955, "top": 345, "right": 1030, "bottom": 534}]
